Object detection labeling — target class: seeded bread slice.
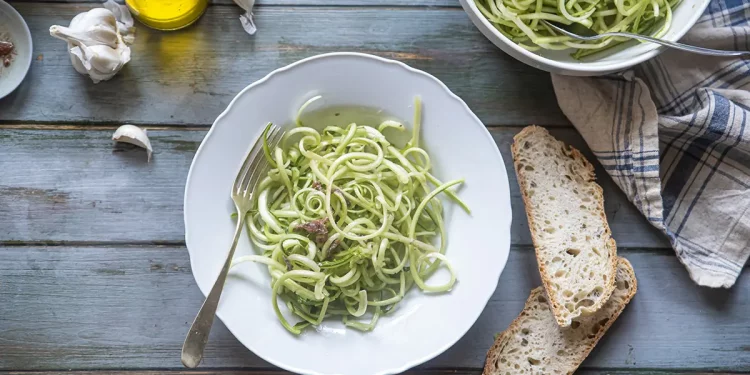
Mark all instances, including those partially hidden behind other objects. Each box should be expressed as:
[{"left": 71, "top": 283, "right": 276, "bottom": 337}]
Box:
[
  {"left": 512, "top": 126, "right": 618, "bottom": 327},
  {"left": 483, "top": 257, "right": 637, "bottom": 375}
]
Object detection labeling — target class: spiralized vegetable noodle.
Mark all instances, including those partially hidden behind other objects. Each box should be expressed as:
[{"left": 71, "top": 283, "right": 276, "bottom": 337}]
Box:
[
  {"left": 231, "top": 97, "right": 470, "bottom": 334},
  {"left": 474, "top": 0, "right": 679, "bottom": 58}
]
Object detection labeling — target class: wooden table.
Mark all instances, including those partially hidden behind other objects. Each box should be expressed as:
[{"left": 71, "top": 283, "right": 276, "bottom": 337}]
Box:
[{"left": 1, "top": 1, "right": 748, "bottom": 374}]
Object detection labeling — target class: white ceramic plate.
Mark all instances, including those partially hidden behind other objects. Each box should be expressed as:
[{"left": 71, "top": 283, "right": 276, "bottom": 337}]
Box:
[
  {"left": 459, "top": 0, "right": 710, "bottom": 75},
  {"left": 0, "top": 0, "right": 32, "bottom": 99},
  {"left": 184, "top": 52, "right": 512, "bottom": 375}
]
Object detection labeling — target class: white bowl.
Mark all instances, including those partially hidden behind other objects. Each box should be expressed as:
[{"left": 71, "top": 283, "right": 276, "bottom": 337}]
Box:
[
  {"left": 184, "top": 52, "right": 512, "bottom": 375},
  {"left": 460, "top": 0, "right": 710, "bottom": 75},
  {"left": 0, "top": 0, "right": 32, "bottom": 99}
]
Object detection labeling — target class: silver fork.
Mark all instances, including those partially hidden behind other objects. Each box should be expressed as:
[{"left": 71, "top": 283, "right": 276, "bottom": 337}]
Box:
[
  {"left": 541, "top": 20, "right": 750, "bottom": 57},
  {"left": 181, "top": 123, "right": 283, "bottom": 368}
]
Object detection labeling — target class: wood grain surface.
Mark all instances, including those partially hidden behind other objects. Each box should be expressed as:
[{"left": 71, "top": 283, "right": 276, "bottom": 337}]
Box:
[
  {"left": 2, "top": 3, "right": 568, "bottom": 126},
  {"left": 1, "top": 246, "right": 748, "bottom": 371},
  {"left": 1, "top": 0, "right": 741, "bottom": 373},
  {"left": 0, "top": 372, "right": 742, "bottom": 375},
  {"left": 0, "top": 126, "right": 667, "bottom": 247},
  {"left": 12, "top": 0, "right": 461, "bottom": 5},
  {"left": 0, "top": 371, "right": 742, "bottom": 375}
]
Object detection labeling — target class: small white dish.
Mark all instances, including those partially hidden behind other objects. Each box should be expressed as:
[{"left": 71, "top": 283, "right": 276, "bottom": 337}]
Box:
[
  {"left": 460, "top": 0, "right": 710, "bottom": 75},
  {"left": 0, "top": 0, "right": 32, "bottom": 99},
  {"left": 184, "top": 52, "right": 512, "bottom": 375}
]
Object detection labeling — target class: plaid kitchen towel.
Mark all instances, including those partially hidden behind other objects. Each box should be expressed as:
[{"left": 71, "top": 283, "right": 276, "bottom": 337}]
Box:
[{"left": 551, "top": 0, "right": 750, "bottom": 288}]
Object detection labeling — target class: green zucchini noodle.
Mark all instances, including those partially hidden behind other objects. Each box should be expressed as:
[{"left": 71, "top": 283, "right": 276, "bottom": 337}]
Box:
[
  {"left": 474, "top": 0, "right": 679, "bottom": 58},
  {"left": 231, "top": 97, "right": 471, "bottom": 334}
]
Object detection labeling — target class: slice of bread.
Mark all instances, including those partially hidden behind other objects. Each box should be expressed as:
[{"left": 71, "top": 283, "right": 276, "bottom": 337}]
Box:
[
  {"left": 483, "top": 257, "right": 637, "bottom": 375},
  {"left": 512, "top": 126, "right": 618, "bottom": 327}
]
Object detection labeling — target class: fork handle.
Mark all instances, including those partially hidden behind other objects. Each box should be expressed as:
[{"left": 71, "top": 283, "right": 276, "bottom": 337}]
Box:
[
  {"left": 181, "top": 215, "right": 245, "bottom": 368},
  {"left": 606, "top": 32, "right": 750, "bottom": 57}
]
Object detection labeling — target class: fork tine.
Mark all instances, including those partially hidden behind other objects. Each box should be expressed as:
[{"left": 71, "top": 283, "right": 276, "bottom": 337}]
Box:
[
  {"left": 233, "top": 147, "right": 261, "bottom": 194},
  {"left": 241, "top": 131, "right": 284, "bottom": 196},
  {"left": 239, "top": 126, "right": 283, "bottom": 196},
  {"left": 233, "top": 129, "right": 265, "bottom": 190},
  {"left": 233, "top": 124, "right": 281, "bottom": 194}
]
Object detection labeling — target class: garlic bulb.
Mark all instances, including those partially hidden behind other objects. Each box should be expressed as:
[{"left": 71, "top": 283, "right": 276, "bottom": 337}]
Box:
[
  {"left": 49, "top": 1, "right": 135, "bottom": 83},
  {"left": 113, "top": 125, "right": 153, "bottom": 162}
]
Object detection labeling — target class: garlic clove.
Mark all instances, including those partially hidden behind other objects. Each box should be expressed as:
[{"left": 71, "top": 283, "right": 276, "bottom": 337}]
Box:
[
  {"left": 75, "top": 8, "right": 117, "bottom": 31},
  {"left": 70, "top": 43, "right": 128, "bottom": 83},
  {"left": 233, "top": 0, "right": 257, "bottom": 35},
  {"left": 69, "top": 12, "right": 86, "bottom": 29},
  {"left": 50, "top": 25, "right": 112, "bottom": 49},
  {"left": 103, "top": 0, "right": 135, "bottom": 42},
  {"left": 51, "top": 12, "right": 118, "bottom": 49},
  {"left": 63, "top": 14, "right": 89, "bottom": 74},
  {"left": 86, "top": 24, "right": 120, "bottom": 48},
  {"left": 69, "top": 9, "right": 119, "bottom": 47},
  {"left": 113, "top": 125, "right": 153, "bottom": 162},
  {"left": 239, "top": 13, "right": 257, "bottom": 35},
  {"left": 85, "top": 44, "right": 125, "bottom": 73},
  {"left": 68, "top": 46, "right": 90, "bottom": 76},
  {"left": 103, "top": 1, "right": 134, "bottom": 27}
]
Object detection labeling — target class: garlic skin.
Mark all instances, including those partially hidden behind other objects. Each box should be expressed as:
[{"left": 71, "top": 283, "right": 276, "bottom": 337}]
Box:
[
  {"left": 49, "top": 1, "right": 135, "bottom": 83},
  {"left": 233, "top": 0, "right": 257, "bottom": 35},
  {"left": 113, "top": 125, "right": 153, "bottom": 162},
  {"left": 103, "top": 0, "right": 135, "bottom": 44}
]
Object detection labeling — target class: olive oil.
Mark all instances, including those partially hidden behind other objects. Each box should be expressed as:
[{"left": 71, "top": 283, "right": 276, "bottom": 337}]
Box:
[{"left": 125, "top": 0, "right": 208, "bottom": 30}]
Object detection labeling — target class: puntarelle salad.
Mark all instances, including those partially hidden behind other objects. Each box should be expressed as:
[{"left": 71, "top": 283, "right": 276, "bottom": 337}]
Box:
[
  {"left": 231, "top": 97, "right": 470, "bottom": 334},
  {"left": 474, "top": 0, "right": 679, "bottom": 58}
]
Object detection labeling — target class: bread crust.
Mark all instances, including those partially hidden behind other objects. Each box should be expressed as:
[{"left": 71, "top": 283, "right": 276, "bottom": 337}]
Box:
[
  {"left": 482, "top": 257, "right": 637, "bottom": 375},
  {"left": 511, "top": 125, "right": 618, "bottom": 327}
]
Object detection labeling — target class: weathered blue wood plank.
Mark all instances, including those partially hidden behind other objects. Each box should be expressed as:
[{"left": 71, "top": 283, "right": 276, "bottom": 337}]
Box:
[
  {"left": 0, "top": 371, "right": 739, "bottom": 375},
  {"left": 0, "top": 247, "right": 746, "bottom": 371},
  {"left": 265, "top": 0, "right": 457, "bottom": 5},
  {"left": 0, "top": 126, "right": 667, "bottom": 247},
  {"left": 1, "top": 3, "right": 567, "bottom": 126},
  {"left": 11, "top": 0, "right": 461, "bottom": 7}
]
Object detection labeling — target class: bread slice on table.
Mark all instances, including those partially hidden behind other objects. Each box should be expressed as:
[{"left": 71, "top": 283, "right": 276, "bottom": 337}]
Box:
[
  {"left": 512, "top": 126, "right": 618, "bottom": 327},
  {"left": 483, "top": 257, "right": 637, "bottom": 375}
]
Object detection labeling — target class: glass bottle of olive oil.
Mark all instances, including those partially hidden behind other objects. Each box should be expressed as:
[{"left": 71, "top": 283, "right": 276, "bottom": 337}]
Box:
[{"left": 125, "top": 0, "right": 208, "bottom": 30}]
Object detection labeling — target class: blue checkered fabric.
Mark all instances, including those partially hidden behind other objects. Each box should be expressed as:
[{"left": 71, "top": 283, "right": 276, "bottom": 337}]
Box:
[{"left": 552, "top": 0, "right": 750, "bottom": 287}]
